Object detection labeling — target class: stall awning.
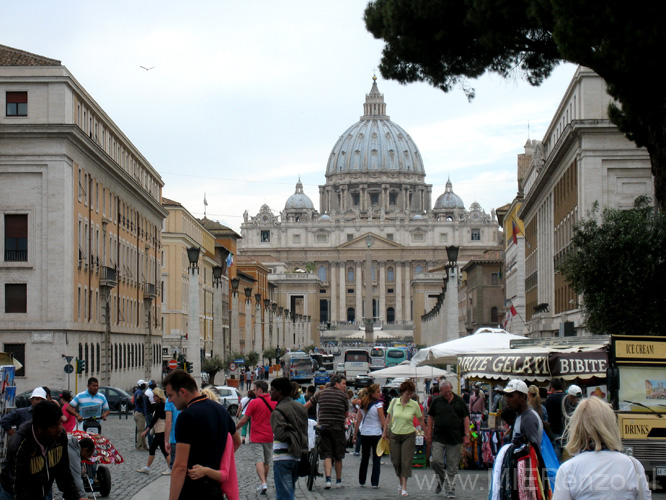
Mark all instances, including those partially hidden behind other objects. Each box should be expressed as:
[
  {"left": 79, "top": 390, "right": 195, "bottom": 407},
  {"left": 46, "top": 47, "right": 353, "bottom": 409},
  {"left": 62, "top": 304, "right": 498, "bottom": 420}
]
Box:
[{"left": 457, "top": 345, "right": 608, "bottom": 382}]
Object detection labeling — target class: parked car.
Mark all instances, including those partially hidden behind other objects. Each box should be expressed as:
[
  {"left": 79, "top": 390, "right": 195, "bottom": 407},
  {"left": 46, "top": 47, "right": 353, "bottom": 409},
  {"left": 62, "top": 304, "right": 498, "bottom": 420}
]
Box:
[
  {"left": 15, "top": 388, "right": 66, "bottom": 408},
  {"left": 333, "top": 346, "right": 341, "bottom": 355},
  {"left": 213, "top": 385, "right": 241, "bottom": 415},
  {"left": 383, "top": 377, "right": 408, "bottom": 390},
  {"left": 98, "top": 386, "right": 134, "bottom": 413},
  {"left": 354, "top": 374, "right": 374, "bottom": 389},
  {"left": 335, "top": 362, "right": 345, "bottom": 374},
  {"left": 314, "top": 367, "right": 331, "bottom": 386}
]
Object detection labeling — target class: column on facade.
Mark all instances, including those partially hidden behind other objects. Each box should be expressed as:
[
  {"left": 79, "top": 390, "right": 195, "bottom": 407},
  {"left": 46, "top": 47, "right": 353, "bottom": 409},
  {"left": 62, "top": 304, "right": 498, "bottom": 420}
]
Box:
[
  {"left": 379, "top": 261, "right": 386, "bottom": 323},
  {"left": 254, "top": 301, "right": 262, "bottom": 354},
  {"left": 395, "top": 261, "right": 403, "bottom": 322},
  {"left": 339, "top": 261, "right": 346, "bottom": 322},
  {"left": 330, "top": 262, "right": 337, "bottom": 323},
  {"left": 231, "top": 291, "right": 240, "bottom": 354},
  {"left": 445, "top": 267, "right": 459, "bottom": 341},
  {"left": 212, "top": 285, "right": 224, "bottom": 357},
  {"left": 403, "top": 263, "right": 411, "bottom": 321},
  {"left": 355, "top": 261, "right": 363, "bottom": 324},
  {"left": 340, "top": 186, "right": 347, "bottom": 212},
  {"left": 187, "top": 266, "right": 202, "bottom": 388},
  {"left": 244, "top": 298, "right": 252, "bottom": 353}
]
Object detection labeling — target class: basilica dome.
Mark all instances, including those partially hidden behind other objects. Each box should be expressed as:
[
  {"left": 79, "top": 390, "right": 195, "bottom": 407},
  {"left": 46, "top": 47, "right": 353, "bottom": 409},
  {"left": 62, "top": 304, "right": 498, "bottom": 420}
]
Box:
[
  {"left": 434, "top": 178, "right": 465, "bottom": 210},
  {"left": 325, "top": 77, "right": 424, "bottom": 176},
  {"left": 285, "top": 178, "right": 314, "bottom": 210}
]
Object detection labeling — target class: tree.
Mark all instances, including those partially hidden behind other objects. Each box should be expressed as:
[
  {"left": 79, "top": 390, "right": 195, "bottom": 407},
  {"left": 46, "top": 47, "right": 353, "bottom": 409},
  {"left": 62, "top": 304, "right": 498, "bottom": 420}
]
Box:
[
  {"left": 558, "top": 196, "right": 666, "bottom": 335},
  {"left": 201, "top": 355, "right": 225, "bottom": 386},
  {"left": 246, "top": 351, "right": 259, "bottom": 368},
  {"left": 263, "top": 347, "right": 277, "bottom": 364},
  {"left": 364, "top": 1, "right": 666, "bottom": 209}
]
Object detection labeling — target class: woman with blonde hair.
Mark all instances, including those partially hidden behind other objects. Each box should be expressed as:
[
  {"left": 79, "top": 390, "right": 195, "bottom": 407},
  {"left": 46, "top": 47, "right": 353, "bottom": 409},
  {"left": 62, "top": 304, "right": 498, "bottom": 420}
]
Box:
[
  {"left": 383, "top": 380, "right": 426, "bottom": 497},
  {"left": 354, "top": 384, "right": 385, "bottom": 488},
  {"left": 527, "top": 385, "right": 548, "bottom": 423},
  {"left": 201, "top": 387, "right": 220, "bottom": 403},
  {"left": 553, "top": 396, "right": 651, "bottom": 500},
  {"left": 137, "top": 387, "right": 170, "bottom": 474}
]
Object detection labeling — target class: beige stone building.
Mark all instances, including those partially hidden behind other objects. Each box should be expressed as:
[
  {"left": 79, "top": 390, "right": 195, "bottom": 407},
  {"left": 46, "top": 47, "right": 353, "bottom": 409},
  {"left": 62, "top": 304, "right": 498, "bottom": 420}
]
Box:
[
  {"left": 0, "top": 45, "right": 166, "bottom": 392},
  {"left": 517, "top": 66, "right": 653, "bottom": 337},
  {"left": 240, "top": 78, "right": 502, "bottom": 344}
]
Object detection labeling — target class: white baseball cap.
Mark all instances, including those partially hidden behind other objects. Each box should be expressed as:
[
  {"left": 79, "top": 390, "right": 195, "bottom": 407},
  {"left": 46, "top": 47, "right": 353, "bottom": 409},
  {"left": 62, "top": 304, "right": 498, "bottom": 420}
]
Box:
[
  {"left": 501, "top": 379, "right": 528, "bottom": 395},
  {"left": 137, "top": 379, "right": 146, "bottom": 386},
  {"left": 31, "top": 387, "right": 47, "bottom": 400},
  {"left": 567, "top": 384, "right": 583, "bottom": 397}
]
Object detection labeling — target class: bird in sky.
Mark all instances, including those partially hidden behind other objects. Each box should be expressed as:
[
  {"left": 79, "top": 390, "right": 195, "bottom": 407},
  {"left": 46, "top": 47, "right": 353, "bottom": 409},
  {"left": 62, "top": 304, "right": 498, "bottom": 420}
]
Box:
[{"left": 140, "top": 66, "right": 155, "bottom": 71}]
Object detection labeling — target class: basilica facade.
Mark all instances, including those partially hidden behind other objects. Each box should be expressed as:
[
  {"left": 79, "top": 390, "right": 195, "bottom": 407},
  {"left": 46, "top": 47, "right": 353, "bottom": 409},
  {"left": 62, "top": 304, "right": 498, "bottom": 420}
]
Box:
[{"left": 239, "top": 78, "right": 501, "bottom": 343}]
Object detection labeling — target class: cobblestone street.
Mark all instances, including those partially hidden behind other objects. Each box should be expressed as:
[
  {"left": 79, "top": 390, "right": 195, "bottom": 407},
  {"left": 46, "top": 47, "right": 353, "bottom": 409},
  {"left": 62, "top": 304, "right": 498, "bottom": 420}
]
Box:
[{"left": 47, "top": 411, "right": 666, "bottom": 500}]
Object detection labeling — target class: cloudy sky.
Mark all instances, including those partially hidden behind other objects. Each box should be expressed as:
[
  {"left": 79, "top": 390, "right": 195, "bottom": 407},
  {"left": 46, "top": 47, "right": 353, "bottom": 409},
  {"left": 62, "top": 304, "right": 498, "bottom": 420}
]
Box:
[{"left": 5, "top": 1, "right": 576, "bottom": 232}]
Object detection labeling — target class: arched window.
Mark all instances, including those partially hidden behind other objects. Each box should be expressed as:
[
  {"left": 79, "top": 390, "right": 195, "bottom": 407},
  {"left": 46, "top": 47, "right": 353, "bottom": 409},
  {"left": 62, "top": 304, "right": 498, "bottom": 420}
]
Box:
[
  {"left": 347, "top": 267, "right": 354, "bottom": 283},
  {"left": 387, "top": 267, "right": 395, "bottom": 282},
  {"left": 347, "top": 308, "right": 355, "bottom": 322},
  {"left": 387, "top": 307, "right": 395, "bottom": 323},
  {"left": 318, "top": 266, "right": 327, "bottom": 282}
]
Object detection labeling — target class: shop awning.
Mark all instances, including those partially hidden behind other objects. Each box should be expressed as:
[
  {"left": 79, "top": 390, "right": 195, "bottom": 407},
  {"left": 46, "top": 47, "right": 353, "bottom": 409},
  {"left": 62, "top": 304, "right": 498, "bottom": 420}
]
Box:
[{"left": 456, "top": 345, "right": 608, "bottom": 382}]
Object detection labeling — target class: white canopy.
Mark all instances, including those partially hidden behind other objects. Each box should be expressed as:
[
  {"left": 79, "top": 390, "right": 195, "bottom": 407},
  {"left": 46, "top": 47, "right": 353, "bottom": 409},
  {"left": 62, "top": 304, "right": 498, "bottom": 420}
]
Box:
[
  {"left": 371, "top": 361, "right": 456, "bottom": 381},
  {"left": 411, "top": 327, "right": 525, "bottom": 366}
]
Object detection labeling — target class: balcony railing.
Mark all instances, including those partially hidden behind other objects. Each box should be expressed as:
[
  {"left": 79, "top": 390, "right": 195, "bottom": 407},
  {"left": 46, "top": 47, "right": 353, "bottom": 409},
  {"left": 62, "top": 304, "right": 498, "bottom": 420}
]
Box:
[
  {"left": 4, "top": 249, "right": 27, "bottom": 262},
  {"left": 143, "top": 282, "right": 156, "bottom": 300},
  {"left": 100, "top": 266, "right": 117, "bottom": 288}
]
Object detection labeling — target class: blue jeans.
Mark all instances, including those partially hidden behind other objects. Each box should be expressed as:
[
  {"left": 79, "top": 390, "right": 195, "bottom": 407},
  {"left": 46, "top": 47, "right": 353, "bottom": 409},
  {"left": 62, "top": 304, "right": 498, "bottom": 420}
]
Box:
[
  {"left": 273, "top": 460, "right": 299, "bottom": 500},
  {"left": 0, "top": 485, "right": 14, "bottom": 500}
]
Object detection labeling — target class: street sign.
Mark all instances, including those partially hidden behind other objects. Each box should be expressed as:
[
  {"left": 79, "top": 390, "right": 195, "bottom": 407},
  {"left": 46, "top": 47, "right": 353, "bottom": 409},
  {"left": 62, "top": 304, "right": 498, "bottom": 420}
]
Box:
[
  {"left": 65, "top": 356, "right": 73, "bottom": 364},
  {"left": 64, "top": 364, "right": 74, "bottom": 374},
  {"left": 234, "top": 359, "right": 245, "bottom": 364},
  {"left": 229, "top": 362, "right": 237, "bottom": 372},
  {"left": 168, "top": 359, "right": 178, "bottom": 370}
]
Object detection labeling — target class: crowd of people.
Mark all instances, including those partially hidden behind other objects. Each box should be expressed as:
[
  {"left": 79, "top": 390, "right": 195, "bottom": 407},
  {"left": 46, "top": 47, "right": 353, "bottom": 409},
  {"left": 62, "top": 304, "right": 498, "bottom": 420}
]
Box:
[{"left": 0, "top": 369, "right": 653, "bottom": 500}]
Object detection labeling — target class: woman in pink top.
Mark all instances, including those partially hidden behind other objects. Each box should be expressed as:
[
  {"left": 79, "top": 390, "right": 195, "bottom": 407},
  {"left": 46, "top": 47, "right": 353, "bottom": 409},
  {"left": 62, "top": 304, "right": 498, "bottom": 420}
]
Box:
[{"left": 59, "top": 391, "right": 77, "bottom": 432}]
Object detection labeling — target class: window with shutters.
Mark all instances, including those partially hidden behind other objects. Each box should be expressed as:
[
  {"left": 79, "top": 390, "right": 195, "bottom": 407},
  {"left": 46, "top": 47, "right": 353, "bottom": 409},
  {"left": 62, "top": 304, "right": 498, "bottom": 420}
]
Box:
[
  {"left": 6, "top": 91, "right": 27, "bottom": 116},
  {"left": 4, "top": 214, "right": 28, "bottom": 261},
  {"left": 5, "top": 284, "right": 27, "bottom": 313}
]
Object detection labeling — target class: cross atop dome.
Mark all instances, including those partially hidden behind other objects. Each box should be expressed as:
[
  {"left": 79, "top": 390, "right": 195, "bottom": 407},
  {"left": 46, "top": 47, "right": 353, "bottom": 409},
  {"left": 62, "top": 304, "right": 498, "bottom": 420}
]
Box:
[{"left": 362, "top": 76, "right": 389, "bottom": 120}]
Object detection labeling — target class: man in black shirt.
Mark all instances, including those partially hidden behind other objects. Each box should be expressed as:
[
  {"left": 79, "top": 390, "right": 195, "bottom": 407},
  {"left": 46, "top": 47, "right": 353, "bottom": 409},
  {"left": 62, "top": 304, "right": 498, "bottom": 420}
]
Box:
[
  {"left": 427, "top": 381, "right": 471, "bottom": 497},
  {"left": 164, "top": 370, "right": 240, "bottom": 500},
  {"left": 543, "top": 378, "right": 565, "bottom": 460}
]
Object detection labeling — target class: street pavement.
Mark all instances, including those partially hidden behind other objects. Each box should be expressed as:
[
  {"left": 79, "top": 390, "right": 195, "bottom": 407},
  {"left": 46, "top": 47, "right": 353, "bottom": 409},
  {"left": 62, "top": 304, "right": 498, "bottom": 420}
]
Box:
[{"left": 46, "top": 409, "right": 666, "bottom": 500}]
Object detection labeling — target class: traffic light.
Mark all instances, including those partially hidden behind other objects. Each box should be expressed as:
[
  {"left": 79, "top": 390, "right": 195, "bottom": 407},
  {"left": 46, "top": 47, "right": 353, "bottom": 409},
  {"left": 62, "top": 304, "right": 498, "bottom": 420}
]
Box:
[
  {"left": 79, "top": 359, "right": 87, "bottom": 373},
  {"left": 75, "top": 358, "right": 83, "bottom": 374},
  {"left": 177, "top": 359, "right": 184, "bottom": 370},
  {"left": 185, "top": 361, "right": 193, "bottom": 373}
]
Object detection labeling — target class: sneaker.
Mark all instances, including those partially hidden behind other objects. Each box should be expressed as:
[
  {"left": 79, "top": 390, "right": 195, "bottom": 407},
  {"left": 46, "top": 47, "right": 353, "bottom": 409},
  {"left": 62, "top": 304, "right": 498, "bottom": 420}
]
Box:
[
  {"left": 436, "top": 483, "right": 442, "bottom": 494},
  {"left": 446, "top": 490, "right": 456, "bottom": 498},
  {"left": 137, "top": 467, "right": 149, "bottom": 473},
  {"left": 372, "top": 485, "right": 380, "bottom": 489},
  {"left": 325, "top": 480, "right": 332, "bottom": 489},
  {"left": 401, "top": 490, "right": 409, "bottom": 497},
  {"left": 161, "top": 469, "right": 171, "bottom": 476},
  {"left": 261, "top": 484, "right": 268, "bottom": 495},
  {"left": 353, "top": 452, "right": 360, "bottom": 456},
  {"left": 335, "top": 481, "right": 342, "bottom": 488}
]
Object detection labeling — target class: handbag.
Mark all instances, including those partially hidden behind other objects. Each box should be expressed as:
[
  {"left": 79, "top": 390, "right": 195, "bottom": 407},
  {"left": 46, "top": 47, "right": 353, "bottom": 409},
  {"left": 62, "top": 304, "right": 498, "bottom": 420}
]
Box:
[
  {"left": 153, "top": 417, "right": 166, "bottom": 434},
  {"left": 630, "top": 457, "right": 645, "bottom": 500}
]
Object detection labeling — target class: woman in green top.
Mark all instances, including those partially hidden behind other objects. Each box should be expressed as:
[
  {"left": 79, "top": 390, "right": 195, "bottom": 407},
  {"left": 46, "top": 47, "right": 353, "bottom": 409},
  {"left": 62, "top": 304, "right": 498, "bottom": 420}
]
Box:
[{"left": 383, "top": 380, "right": 427, "bottom": 497}]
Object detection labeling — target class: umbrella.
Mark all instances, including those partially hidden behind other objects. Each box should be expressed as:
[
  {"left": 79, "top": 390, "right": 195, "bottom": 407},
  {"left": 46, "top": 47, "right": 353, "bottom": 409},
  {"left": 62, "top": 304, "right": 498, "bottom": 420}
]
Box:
[
  {"left": 370, "top": 361, "right": 455, "bottom": 380},
  {"left": 71, "top": 430, "right": 124, "bottom": 465},
  {"left": 0, "top": 353, "right": 22, "bottom": 370},
  {"left": 411, "top": 327, "right": 525, "bottom": 366}
]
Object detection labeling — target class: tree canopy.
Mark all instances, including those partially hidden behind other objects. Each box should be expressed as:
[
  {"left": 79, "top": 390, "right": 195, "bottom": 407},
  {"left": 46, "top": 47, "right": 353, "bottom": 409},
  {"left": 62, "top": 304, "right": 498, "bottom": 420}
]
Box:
[
  {"left": 559, "top": 196, "right": 666, "bottom": 335},
  {"left": 364, "top": 0, "right": 666, "bottom": 209}
]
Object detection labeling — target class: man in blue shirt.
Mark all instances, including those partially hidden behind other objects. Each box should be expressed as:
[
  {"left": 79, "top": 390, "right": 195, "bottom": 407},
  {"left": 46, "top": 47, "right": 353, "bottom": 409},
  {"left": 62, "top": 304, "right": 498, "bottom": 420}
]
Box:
[
  {"left": 134, "top": 380, "right": 148, "bottom": 450},
  {"left": 67, "top": 377, "right": 110, "bottom": 423}
]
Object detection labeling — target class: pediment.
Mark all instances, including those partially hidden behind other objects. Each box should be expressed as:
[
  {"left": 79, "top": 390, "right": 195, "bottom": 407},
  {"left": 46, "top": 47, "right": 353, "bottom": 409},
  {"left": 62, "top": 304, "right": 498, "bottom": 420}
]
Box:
[{"left": 338, "top": 233, "right": 403, "bottom": 250}]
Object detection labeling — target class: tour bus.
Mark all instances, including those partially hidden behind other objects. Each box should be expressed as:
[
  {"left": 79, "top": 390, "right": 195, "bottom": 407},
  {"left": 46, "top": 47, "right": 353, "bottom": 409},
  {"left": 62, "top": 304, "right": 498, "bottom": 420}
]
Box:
[
  {"left": 282, "top": 351, "right": 315, "bottom": 383},
  {"left": 385, "top": 347, "right": 408, "bottom": 367},
  {"left": 370, "top": 346, "right": 386, "bottom": 371},
  {"left": 321, "top": 354, "right": 335, "bottom": 373},
  {"left": 344, "top": 349, "right": 371, "bottom": 379}
]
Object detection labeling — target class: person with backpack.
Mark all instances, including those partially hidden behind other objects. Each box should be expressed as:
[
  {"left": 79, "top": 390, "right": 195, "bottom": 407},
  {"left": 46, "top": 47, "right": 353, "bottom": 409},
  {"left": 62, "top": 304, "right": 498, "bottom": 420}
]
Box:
[
  {"left": 354, "top": 384, "right": 385, "bottom": 488},
  {"left": 235, "top": 380, "right": 277, "bottom": 495}
]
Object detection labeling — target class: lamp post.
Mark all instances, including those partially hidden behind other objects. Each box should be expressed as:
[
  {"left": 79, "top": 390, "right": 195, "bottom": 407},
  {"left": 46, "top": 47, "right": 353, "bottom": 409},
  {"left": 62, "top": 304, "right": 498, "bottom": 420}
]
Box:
[
  {"left": 212, "top": 265, "right": 225, "bottom": 359},
  {"left": 364, "top": 234, "right": 374, "bottom": 344},
  {"left": 254, "top": 293, "right": 263, "bottom": 355},
  {"left": 263, "top": 298, "right": 270, "bottom": 353},
  {"left": 271, "top": 302, "right": 277, "bottom": 350},
  {"left": 186, "top": 246, "right": 202, "bottom": 387},
  {"left": 244, "top": 287, "right": 252, "bottom": 353},
  {"left": 230, "top": 277, "right": 240, "bottom": 354},
  {"left": 277, "top": 306, "right": 284, "bottom": 352},
  {"left": 444, "top": 245, "right": 460, "bottom": 341}
]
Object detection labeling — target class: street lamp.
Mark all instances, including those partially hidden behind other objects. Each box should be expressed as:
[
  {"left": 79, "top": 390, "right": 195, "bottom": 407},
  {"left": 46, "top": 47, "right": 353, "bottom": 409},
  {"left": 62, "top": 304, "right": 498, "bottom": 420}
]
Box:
[
  {"left": 243, "top": 287, "right": 253, "bottom": 353},
  {"left": 444, "top": 245, "right": 460, "bottom": 342},
  {"left": 254, "top": 293, "right": 263, "bottom": 354},
  {"left": 212, "top": 265, "right": 223, "bottom": 287},
  {"left": 186, "top": 246, "right": 202, "bottom": 387}
]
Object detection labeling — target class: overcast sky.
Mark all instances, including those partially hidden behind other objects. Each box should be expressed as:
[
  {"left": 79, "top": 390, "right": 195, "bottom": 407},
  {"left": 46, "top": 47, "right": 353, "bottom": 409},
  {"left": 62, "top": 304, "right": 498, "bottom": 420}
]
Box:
[{"left": 5, "top": 1, "right": 576, "bottom": 232}]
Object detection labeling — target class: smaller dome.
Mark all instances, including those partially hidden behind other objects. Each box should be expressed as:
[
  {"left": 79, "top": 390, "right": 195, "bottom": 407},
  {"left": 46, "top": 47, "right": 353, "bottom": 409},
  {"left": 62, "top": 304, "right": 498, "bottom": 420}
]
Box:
[
  {"left": 413, "top": 214, "right": 424, "bottom": 220},
  {"left": 435, "top": 178, "right": 465, "bottom": 210},
  {"left": 285, "top": 178, "right": 314, "bottom": 210},
  {"left": 319, "top": 214, "right": 331, "bottom": 222}
]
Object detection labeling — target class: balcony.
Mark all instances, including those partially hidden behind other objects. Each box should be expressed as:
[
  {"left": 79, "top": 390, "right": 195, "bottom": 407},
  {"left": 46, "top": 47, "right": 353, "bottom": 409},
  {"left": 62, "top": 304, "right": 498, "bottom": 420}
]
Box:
[
  {"left": 99, "top": 266, "right": 117, "bottom": 288},
  {"left": 143, "top": 282, "right": 156, "bottom": 300}
]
